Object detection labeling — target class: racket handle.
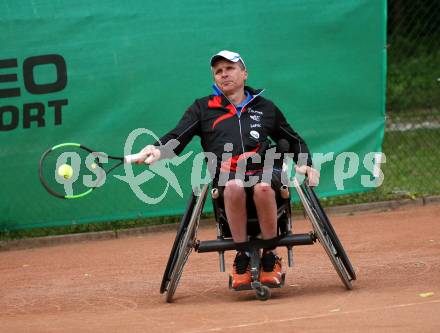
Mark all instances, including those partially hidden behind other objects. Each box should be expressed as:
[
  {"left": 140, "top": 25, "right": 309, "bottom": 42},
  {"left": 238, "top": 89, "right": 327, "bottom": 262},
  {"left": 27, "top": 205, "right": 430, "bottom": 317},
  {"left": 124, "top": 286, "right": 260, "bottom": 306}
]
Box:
[{"left": 124, "top": 152, "right": 145, "bottom": 164}]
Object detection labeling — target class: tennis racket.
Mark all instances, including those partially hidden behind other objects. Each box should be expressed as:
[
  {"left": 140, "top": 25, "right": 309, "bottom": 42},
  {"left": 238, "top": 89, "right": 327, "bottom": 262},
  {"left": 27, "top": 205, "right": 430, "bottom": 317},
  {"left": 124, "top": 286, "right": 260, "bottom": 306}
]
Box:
[{"left": 38, "top": 142, "right": 146, "bottom": 199}]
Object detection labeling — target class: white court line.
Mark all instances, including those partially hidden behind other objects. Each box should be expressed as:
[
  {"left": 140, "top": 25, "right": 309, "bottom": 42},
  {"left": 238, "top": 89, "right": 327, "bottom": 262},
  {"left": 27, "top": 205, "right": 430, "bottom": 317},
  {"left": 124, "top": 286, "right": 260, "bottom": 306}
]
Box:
[{"left": 188, "top": 299, "right": 440, "bottom": 333}]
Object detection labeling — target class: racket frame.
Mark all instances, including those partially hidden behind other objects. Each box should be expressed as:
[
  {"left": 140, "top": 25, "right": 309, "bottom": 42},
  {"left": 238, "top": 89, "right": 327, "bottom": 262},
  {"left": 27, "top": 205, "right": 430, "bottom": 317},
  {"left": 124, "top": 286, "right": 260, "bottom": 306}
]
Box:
[{"left": 39, "top": 142, "right": 124, "bottom": 199}]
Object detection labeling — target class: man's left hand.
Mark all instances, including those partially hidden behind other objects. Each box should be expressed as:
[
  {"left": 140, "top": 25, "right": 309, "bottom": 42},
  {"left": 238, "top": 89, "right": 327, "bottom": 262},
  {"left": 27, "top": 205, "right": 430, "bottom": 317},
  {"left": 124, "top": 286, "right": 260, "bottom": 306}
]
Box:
[{"left": 294, "top": 165, "right": 320, "bottom": 187}]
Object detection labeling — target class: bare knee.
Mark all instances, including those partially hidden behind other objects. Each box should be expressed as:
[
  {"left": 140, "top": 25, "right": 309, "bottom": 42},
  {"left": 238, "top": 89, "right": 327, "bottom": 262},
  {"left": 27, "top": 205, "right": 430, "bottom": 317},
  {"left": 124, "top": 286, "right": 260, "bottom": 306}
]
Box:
[
  {"left": 253, "top": 183, "right": 275, "bottom": 201},
  {"left": 224, "top": 179, "right": 245, "bottom": 199}
]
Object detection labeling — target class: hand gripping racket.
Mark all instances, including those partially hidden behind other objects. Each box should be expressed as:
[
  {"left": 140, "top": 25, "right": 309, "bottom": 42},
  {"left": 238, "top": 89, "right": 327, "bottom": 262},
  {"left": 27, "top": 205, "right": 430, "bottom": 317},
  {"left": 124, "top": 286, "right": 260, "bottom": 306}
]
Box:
[{"left": 38, "top": 142, "right": 146, "bottom": 199}]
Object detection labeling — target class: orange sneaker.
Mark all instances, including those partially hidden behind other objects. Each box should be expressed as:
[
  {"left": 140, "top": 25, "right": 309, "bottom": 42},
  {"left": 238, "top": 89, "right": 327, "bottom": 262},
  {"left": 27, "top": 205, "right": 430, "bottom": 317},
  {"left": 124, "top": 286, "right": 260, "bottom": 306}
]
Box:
[
  {"left": 231, "top": 252, "right": 251, "bottom": 290},
  {"left": 260, "top": 251, "right": 283, "bottom": 287}
]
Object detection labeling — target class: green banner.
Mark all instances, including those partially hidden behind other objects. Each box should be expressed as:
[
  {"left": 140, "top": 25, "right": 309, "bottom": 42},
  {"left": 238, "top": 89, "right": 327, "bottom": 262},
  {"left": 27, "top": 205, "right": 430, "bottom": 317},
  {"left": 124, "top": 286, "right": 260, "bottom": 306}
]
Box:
[{"left": 0, "top": 0, "right": 387, "bottom": 231}]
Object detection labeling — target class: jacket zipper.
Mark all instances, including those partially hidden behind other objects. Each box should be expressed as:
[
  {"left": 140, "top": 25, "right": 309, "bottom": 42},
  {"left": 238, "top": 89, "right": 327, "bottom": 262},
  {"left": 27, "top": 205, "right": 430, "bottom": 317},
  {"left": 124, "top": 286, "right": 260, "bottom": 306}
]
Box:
[
  {"left": 222, "top": 90, "right": 265, "bottom": 154},
  {"left": 237, "top": 117, "right": 245, "bottom": 153}
]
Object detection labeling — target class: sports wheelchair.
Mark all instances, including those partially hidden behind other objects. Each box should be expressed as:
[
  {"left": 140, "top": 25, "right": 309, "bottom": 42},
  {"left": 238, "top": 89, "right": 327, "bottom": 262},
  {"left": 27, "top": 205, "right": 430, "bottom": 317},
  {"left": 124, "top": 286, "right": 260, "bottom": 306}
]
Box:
[{"left": 160, "top": 146, "right": 356, "bottom": 302}]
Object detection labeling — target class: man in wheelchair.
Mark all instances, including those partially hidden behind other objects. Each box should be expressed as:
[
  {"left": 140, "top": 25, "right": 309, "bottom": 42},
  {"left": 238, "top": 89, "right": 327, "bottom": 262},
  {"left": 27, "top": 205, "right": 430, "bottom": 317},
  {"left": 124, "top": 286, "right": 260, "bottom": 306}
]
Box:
[
  {"left": 212, "top": 166, "right": 316, "bottom": 290},
  {"left": 136, "top": 50, "right": 319, "bottom": 290}
]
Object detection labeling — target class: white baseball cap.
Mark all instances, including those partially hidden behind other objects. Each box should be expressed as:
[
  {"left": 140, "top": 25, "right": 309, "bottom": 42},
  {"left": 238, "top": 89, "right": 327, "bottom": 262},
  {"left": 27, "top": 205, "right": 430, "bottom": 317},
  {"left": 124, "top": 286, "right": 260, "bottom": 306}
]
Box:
[{"left": 210, "top": 50, "right": 246, "bottom": 69}]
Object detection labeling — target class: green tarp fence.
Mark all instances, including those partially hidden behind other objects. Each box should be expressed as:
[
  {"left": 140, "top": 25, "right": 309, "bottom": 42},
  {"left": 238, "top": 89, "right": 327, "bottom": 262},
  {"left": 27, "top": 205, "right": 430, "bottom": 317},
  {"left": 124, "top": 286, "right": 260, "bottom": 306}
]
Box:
[{"left": 0, "top": 0, "right": 387, "bottom": 231}]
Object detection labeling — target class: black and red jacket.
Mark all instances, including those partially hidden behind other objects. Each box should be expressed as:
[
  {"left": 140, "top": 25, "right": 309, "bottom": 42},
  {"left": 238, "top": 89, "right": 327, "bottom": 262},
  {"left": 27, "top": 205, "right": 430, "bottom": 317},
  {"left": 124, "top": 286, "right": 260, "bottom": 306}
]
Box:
[{"left": 155, "top": 86, "right": 312, "bottom": 174}]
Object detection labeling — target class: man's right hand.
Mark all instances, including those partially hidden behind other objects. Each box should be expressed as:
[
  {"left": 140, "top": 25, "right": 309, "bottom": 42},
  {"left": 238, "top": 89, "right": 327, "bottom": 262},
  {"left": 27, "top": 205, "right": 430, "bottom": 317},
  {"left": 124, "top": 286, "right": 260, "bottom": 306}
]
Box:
[{"left": 138, "top": 145, "right": 161, "bottom": 164}]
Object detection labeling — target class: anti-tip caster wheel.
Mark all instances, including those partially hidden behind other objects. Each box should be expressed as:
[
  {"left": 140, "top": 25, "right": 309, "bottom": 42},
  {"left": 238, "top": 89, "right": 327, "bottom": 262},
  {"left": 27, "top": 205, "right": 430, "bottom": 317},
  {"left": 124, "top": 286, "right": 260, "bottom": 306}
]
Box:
[{"left": 255, "top": 285, "right": 271, "bottom": 301}]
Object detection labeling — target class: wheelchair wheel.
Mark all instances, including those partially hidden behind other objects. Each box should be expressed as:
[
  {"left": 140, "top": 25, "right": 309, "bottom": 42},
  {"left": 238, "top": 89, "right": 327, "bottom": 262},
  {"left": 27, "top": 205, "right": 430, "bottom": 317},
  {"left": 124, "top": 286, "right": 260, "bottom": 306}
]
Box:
[
  {"left": 160, "top": 193, "right": 198, "bottom": 294},
  {"left": 302, "top": 184, "right": 357, "bottom": 281},
  {"left": 163, "top": 184, "right": 209, "bottom": 303},
  {"left": 294, "top": 181, "right": 353, "bottom": 290}
]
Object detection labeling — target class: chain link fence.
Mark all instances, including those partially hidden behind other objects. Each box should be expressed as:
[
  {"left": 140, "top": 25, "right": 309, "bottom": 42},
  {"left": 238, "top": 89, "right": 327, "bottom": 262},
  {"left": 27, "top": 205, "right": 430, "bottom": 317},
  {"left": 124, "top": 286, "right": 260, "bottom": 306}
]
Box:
[
  {"left": 327, "top": 0, "right": 440, "bottom": 206},
  {"left": 383, "top": 0, "right": 440, "bottom": 199}
]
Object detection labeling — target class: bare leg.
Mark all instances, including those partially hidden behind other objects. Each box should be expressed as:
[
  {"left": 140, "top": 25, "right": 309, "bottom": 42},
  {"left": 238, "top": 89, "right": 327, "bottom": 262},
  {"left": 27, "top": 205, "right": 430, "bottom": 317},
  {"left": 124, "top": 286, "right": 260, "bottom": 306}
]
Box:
[
  {"left": 253, "top": 183, "right": 277, "bottom": 240},
  {"left": 223, "top": 179, "right": 247, "bottom": 243}
]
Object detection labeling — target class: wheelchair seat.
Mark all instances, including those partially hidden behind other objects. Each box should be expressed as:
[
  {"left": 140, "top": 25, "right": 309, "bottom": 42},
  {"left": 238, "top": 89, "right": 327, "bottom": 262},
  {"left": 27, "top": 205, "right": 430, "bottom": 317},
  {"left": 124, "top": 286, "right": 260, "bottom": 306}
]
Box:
[{"left": 211, "top": 184, "right": 291, "bottom": 239}]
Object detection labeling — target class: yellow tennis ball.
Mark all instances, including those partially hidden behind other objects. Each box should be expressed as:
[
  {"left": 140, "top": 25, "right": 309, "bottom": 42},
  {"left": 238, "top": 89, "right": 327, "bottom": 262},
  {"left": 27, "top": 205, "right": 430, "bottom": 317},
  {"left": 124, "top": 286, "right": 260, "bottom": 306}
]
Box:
[
  {"left": 91, "top": 162, "right": 97, "bottom": 169},
  {"left": 58, "top": 164, "right": 73, "bottom": 180}
]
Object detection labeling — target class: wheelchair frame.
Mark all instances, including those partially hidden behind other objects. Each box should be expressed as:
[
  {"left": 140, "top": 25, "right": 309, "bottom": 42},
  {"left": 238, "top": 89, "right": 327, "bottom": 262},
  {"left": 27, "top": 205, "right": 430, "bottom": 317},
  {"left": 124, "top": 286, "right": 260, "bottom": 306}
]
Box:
[{"left": 160, "top": 179, "right": 356, "bottom": 302}]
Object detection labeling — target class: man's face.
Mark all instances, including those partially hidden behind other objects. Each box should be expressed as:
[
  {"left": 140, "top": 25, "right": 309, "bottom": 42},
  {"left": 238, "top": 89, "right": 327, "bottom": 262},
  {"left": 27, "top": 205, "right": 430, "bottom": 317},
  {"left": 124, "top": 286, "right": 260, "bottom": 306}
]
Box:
[{"left": 212, "top": 59, "right": 248, "bottom": 95}]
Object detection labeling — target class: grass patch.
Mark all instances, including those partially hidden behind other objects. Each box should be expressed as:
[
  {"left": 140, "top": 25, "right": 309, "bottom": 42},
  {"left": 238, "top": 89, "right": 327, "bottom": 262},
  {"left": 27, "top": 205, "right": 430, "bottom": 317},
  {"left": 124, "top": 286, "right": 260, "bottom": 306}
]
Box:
[
  {"left": 387, "top": 108, "right": 440, "bottom": 125},
  {"left": 319, "top": 127, "right": 440, "bottom": 207},
  {"left": 381, "top": 128, "right": 440, "bottom": 195},
  {"left": 387, "top": 39, "right": 440, "bottom": 112}
]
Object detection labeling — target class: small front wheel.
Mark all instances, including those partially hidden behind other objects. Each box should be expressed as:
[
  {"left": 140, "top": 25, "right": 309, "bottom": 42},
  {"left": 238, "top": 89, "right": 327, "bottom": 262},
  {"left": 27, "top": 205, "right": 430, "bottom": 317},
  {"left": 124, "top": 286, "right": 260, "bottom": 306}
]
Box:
[{"left": 255, "top": 285, "right": 271, "bottom": 301}]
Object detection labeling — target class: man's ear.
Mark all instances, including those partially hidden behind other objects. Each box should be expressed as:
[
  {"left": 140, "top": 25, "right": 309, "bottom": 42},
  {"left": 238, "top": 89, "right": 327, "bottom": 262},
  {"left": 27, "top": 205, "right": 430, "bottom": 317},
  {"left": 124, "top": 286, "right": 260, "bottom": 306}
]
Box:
[{"left": 243, "top": 69, "right": 248, "bottom": 81}]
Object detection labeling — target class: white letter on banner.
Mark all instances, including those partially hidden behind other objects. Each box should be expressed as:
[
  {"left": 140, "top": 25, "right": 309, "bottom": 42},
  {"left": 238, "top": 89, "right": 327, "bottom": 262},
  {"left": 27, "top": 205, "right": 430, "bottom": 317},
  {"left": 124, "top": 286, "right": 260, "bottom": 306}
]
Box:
[
  {"left": 55, "top": 151, "right": 81, "bottom": 196},
  {"left": 217, "top": 143, "right": 233, "bottom": 187},
  {"left": 293, "top": 153, "right": 311, "bottom": 185},
  {"left": 84, "top": 153, "right": 107, "bottom": 188},
  {"left": 334, "top": 152, "right": 359, "bottom": 190},
  {"left": 311, "top": 152, "right": 335, "bottom": 174},
  {"left": 191, "top": 152, "right": 216, "bottom": 195},
  {"left": 242, "top": 153, "right": 261, "bottom": 188},
  {"left": 361, "top": 152, "right": 386, "bottom": 188}
]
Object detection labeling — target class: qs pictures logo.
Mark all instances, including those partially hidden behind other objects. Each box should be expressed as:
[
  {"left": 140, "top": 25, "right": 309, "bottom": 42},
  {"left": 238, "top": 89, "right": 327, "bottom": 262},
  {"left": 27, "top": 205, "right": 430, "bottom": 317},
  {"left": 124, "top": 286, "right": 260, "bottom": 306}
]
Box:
[{"left": 115, "top": 128, "right": 193, "bottom": 204}]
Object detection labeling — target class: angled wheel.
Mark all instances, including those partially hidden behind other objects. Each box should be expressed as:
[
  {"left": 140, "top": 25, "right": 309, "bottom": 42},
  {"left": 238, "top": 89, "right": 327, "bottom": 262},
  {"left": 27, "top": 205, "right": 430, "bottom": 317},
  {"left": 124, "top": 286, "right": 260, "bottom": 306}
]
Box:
[
  {"left": 302, "top": 183, "right": 356, "bottom": 281},
  {"left": 293, "top": 179, "right": 354, "bottom": 290},
  {"left": 162, "top": 184, "right": 209, "bottom": 303},
  {"left": 160, "top": 192, "right": 197, "bottom": 294}
]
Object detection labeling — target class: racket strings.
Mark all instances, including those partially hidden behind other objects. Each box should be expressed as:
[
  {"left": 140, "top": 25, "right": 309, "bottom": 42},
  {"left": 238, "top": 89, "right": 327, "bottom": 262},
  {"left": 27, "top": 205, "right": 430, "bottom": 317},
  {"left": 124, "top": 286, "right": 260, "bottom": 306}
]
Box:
[{"left": 40, "top": 146, "right": 108, "bottom": 198}]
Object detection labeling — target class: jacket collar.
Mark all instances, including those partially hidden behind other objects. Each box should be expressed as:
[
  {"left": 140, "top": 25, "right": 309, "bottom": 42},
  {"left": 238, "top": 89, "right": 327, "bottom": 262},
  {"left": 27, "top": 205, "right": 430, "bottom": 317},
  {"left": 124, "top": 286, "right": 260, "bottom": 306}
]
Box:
[{"left": 211, "top": 84, "right": 264, "bottom": 107}]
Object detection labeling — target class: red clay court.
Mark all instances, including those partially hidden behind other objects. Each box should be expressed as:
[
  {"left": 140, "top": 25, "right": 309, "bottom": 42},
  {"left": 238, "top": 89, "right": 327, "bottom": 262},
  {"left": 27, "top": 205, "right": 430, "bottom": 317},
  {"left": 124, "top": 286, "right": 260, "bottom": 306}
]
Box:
[{"left": 1, "top": 203, "right": 439, "bottom": 332}]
